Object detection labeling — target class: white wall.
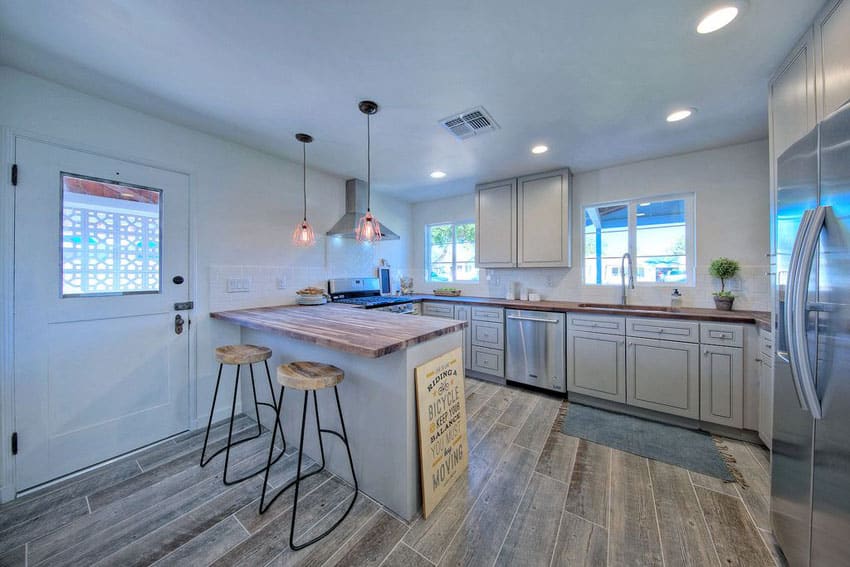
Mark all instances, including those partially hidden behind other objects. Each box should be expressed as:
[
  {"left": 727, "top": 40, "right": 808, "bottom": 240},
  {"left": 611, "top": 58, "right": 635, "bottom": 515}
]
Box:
[
  {"left": 411, "top": 139, "right": 770, "bottom": 311},
  {"left": 0, "top": 66, "right": 410, "bottom": 497}
]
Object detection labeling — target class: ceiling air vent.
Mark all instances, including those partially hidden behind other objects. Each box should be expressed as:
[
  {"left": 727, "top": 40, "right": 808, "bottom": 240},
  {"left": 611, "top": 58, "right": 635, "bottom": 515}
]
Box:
[{"left": 439, "top": 106, "right": 500, "bottom": 140}]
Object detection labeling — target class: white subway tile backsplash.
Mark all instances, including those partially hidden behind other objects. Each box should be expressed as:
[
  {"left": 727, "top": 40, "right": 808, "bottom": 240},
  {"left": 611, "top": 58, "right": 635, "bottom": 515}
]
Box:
[{"left": 411, "top": 264, "right": 770, "bottom": 312}]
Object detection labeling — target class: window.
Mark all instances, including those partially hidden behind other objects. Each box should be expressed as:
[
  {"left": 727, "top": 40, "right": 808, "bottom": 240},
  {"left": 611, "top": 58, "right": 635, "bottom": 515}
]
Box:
[
  {"left": 61, "top": 173, "right": 162, "bottom": 296},
  {"left": 583, "top": 194, "right": 694, "bottom": 286},
  {"left": 426, "top": 222, "right": 479, "bottom": 283}
]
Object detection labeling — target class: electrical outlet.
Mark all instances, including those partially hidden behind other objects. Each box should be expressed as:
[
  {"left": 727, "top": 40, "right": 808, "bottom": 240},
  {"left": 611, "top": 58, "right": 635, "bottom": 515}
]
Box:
[
  {"left": 226, "top": 278, "right": 251, "bottom": 293},
  {"left": 276, "top": 276, "right": 287, "bottom": 290}
]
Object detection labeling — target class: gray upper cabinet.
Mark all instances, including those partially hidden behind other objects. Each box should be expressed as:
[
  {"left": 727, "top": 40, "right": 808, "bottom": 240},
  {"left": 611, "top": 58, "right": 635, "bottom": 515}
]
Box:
[
  {"left": 815, "top": 0, "right": 850, "bottom": 118},
  {"left": 475, "top": 168, "right": 571, "bottom": 269},
  {"left": 769, "top": 29, "right": 817, "bottom": 162},
  {"left": 475, "top": 179, "right": 517, "bottom": 268},
  {"left": 517, "top": 169, "right": 571, "bottom": 268}
]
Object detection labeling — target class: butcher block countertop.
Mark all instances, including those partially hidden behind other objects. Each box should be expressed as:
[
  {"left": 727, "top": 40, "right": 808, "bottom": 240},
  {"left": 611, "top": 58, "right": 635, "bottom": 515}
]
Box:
[
  {"left": 412, "top": 294, "right": 771, "bottom": 329},
  {"left": 211, "top": 303, "right": 466, "bottom": 358}
]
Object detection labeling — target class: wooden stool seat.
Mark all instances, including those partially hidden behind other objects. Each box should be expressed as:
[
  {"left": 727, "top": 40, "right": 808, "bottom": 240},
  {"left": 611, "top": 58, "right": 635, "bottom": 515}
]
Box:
[
  {"left": 215, "top": 344, "right": 272, "bottom": 365},
  {"left": 277, "top": 361, "right": 343, "bottom": 390}
]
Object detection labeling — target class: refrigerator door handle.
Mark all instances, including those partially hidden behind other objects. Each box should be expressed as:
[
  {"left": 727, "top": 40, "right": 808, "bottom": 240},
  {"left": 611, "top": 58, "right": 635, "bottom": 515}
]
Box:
[
  {"left": 784, "top": 208, "right": 815, "bottom": 412},
  {"left": 792, "top": 205, "right": 829, "bottom": 420}
]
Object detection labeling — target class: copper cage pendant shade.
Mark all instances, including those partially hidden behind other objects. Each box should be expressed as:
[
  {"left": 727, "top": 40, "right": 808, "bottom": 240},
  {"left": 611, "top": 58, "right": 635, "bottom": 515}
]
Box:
[
  {"left": 356, "top": 100, "right": 383, "bottom": 243},
  {"left": 292, "top": 133, "right": 316, "bottom": 247}
]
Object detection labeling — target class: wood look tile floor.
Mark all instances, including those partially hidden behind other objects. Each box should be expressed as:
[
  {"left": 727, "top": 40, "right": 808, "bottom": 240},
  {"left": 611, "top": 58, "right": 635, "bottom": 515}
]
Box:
[{"left": 0, "top": 379, "right": 784, "bottom": 566}]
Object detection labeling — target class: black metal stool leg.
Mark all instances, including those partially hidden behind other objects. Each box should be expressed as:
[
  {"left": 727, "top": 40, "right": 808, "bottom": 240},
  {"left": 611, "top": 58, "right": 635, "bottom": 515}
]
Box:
[
  {"left": 221, "top": 364, "right": 242, "bottom": 485},
  {"left": 312, "top": 391, "right": 326, "bottom": 470},
  {"left": 248, "top": 363, "right": 263, "bottom": 436},
  {"left": 200, "top": 363, "right": 225, "bottom": 467},
  {"left": 264, "top": 360, "right": 286, "bottom": 452},
  {"left": 289, "top": 386, "right": 358, "bottom": 550},
  {"left": 259, "top": 386, "right": 287, "bottom": 514}
]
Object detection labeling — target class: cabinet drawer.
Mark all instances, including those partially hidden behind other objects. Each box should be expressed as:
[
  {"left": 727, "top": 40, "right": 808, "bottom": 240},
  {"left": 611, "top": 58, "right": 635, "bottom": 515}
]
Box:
[
  {"left": 627, "top": 318, "right": 700, "bottom": 343},
  {"left": 471, "top": 306, "right": 504, "bottom": 323},
  {"left": 422, "top": 301, "right": 454, "bottom": 318},
  {"left": 471, "top": 320, "right": 504, "bottom": 350},
  {"left": 567, "top": 314, "right": 625, "bottom": 336},
  {"left": 700, "top": 323, "right": 744, "bottom": 348},
  {"left": 470, "top": 345, "right": 504, "bottom": 377}
]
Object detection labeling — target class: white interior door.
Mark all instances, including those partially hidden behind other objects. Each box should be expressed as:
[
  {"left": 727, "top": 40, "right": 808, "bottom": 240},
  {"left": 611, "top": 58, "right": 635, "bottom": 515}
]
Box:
[{"left": 13, "top": 137, "right": 190, "bottom": 491}]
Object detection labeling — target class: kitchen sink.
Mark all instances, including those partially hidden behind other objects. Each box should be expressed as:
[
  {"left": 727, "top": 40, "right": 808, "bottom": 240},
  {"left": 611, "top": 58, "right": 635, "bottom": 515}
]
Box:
[{"left": 577, "top": 303, "right": 678, "bottom": 313}]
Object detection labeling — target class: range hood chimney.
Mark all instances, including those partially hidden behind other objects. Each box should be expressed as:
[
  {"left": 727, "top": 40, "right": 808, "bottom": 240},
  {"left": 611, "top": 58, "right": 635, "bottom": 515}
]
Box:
[{"left": 326, "top": 179, "right": 400, "bottom": 240}]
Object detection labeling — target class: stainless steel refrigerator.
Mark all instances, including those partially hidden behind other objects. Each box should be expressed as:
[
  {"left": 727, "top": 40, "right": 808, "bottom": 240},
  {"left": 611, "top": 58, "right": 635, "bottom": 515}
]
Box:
[{"left": 773, "top": 101, "right": 850, "bottom": 566}]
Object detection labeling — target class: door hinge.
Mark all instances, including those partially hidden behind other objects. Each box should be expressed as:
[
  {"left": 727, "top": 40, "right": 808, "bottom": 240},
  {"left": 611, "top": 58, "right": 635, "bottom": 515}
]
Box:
[
  {"left": 11, "top": 432, "right": 18, "bottom": 455},
  {"left": 11, "top": 164, "right": 18, "bottom": 186}
]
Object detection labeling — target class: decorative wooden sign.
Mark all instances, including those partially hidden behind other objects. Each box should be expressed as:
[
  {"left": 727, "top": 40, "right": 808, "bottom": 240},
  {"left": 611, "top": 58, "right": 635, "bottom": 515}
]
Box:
[{"left": 414, "top": 347, "right": 469, "bottom": 518}]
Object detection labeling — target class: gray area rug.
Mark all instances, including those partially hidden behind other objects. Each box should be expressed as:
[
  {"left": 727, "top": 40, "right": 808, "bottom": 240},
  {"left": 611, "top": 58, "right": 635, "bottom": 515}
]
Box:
[{"left": 561, "top": 402, "right": 735, "bottom": 481}]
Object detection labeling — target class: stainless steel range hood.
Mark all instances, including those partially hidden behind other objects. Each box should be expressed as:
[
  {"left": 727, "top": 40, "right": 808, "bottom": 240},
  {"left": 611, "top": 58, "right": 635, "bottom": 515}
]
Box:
[{"left": 326, "top": 178, "right": 400, "bottom": 240}]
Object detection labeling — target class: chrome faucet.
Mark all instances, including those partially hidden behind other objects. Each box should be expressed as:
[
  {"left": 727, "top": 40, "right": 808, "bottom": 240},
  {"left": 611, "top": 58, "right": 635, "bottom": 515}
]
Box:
[{"left": 621, "top": 252, "right": 635, "bottom": 305}]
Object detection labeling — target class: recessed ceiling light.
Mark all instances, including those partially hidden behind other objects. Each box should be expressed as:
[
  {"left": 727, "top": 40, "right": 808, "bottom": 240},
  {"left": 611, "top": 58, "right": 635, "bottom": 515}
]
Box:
[
  {"left": 531, "top": 145, "right": 548, "bottom": 154},
  {"left": 430, "top": 170, "right": 446, "bottom": 179},
  {"left": 697, "top": 5, "right": 739, "bottom": 34},
  {"left": 666, "top": 109, "right": 695, "bottom": 122}
]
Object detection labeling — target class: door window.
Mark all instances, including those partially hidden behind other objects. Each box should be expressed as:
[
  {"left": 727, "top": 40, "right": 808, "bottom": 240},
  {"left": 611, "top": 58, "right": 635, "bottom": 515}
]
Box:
[{"left": 61, "top": 173, "right": 162, "bottom": 296}]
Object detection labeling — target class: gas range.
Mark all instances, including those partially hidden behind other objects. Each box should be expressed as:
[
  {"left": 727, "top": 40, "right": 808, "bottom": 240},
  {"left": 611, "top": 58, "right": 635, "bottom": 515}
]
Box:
[{"left": 328, "top": 277, "right": 417, "bottom": 314}]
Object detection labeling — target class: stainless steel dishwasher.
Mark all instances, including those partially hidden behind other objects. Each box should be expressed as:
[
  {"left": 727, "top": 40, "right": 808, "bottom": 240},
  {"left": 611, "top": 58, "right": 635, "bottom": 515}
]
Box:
[{"left": 506, "top": 309, "right": 566, "bottom": 393}]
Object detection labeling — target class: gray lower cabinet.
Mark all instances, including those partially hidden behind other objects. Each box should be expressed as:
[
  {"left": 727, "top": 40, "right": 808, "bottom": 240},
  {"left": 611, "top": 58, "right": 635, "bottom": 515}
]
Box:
[
  {"left": 470, "top": 345, "right": 504, "bottom": 377},
  {"left": 626, "top": 337, "right": 700, "bottom": 419},
  {"left": 454, "top": 305, "right": 472, "bottom": 371},
  {"left": 700, "top": 344, "right": 744, "bottom": 428},
  {"left": 567, "top": 329, "right": 626, "bottom": 403},
  {"left": 469, "top": 306, "right": 505, "bottom": 379}
]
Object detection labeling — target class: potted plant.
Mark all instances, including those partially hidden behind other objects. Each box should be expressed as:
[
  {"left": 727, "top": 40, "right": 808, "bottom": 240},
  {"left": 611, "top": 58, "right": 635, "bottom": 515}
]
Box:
[{"left": 709, "top": 257, "right": 740, "bottom": 311}]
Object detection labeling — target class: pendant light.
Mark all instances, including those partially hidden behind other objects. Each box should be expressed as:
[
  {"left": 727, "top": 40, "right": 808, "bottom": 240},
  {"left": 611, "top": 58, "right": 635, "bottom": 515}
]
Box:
[
  {"left": 356, "top": 100, "right": 383, "bottom": 243},
  {"left": 292, "top": 133, "right": 316, "bottom": 247}
]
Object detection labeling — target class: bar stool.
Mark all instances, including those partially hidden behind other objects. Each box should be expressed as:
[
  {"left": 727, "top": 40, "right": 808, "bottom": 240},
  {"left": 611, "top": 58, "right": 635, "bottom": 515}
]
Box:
[
  {"left": 259, "top": 361, "right": 358, "bottom": 551},
  {"left": 200, "top": 345, "right": 286, "bottom": 485}
]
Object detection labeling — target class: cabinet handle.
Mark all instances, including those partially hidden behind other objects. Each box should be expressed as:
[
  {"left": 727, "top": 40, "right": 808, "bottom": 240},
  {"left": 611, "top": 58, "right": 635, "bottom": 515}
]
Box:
[
  {"left": 704, "top": 349, "right": 710, "bottom": 356},
  {"left": 755, "top": 358, "right": 763, "bottom": 363}
]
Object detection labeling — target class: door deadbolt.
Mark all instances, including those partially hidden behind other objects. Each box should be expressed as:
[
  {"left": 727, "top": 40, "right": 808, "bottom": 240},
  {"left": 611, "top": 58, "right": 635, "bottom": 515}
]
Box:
[
  {"left": 172, "top": 275, "right": 185, "bottom": 285},
  {"left": 175, "top": 314, "right": 185, "bottom": 335}
]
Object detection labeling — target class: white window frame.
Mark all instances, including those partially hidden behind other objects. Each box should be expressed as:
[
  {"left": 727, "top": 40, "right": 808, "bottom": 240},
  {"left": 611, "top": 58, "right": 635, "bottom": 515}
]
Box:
[
  {"left": 425, "top": 221, "right": 479, "bottom": 283},
  {"left": 582, "top": 193, "right": 696, "bottom": 287}
]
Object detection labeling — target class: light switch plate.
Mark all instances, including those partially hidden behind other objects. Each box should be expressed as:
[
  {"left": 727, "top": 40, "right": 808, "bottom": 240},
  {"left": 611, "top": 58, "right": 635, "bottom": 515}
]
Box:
[
  {"left": 276, "top": 276, "right": 287, "bottom": 290},
  {"left": 226, "top": 278, "right": 251, "bottom": 293}
]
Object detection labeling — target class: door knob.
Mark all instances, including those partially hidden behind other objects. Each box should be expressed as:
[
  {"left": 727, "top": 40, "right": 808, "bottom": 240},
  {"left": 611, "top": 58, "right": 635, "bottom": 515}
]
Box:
[
  {"left": 175, "top": 314, "right": 185, "bottom": 335},
  {"left": 172, "top": 275, "right": 185, "bottom": 285}
]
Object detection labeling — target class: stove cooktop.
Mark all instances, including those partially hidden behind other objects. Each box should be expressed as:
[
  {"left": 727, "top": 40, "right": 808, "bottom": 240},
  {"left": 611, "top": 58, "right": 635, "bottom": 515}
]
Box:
[{"left": 332, "top": 295, "right": 415, "bottom": 308}]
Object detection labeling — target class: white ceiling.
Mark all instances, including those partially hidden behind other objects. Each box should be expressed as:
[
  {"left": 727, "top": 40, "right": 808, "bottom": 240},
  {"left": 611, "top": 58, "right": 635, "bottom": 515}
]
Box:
[{"left": 0, "top": 0, "right": 824, "bottom": 202}]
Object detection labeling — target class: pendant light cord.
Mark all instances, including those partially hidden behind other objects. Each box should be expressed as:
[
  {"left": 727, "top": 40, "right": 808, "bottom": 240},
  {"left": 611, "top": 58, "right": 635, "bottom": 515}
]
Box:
[
  {"left": 302, "top": 141, "right": 307, "bottom": 221},
  {"left": 366, "top": 113, "right": 371, "bottom": 212}
]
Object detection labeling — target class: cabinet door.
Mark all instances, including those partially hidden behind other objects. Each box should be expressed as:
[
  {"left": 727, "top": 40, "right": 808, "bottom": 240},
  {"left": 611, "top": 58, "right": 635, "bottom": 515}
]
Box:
[
  {"left": 815, "top": 0, "right": 850, "bottom": 118},
  {"left": 475, "top": 179, "right": 516, "bottom": 268},
  {"left": 454, "top": 305, "right": 472, "bottom": 370},
  {"left": 700, "top": 345, "right": 744, "bottom": 428},
  {"left": 517, "top": 169, "right": 571, "bottom": 267},
  {"left": 627, "top": 337, "right": 700, "bottom": 419},
  {"left": 770, "top": 29, "right": 817, "bottom": 161},
  {"left": 757, "top": 356, "right": 774, "bottom": 448},
  {"left": 567, "top": 330, "right": 626, "bottom": 403}
]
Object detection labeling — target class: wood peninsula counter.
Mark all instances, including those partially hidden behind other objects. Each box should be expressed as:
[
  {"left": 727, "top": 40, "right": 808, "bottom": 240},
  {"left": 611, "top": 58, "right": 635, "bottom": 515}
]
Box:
[{"left": 210, "top": 304, "right": 466, "bottom": 521}]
